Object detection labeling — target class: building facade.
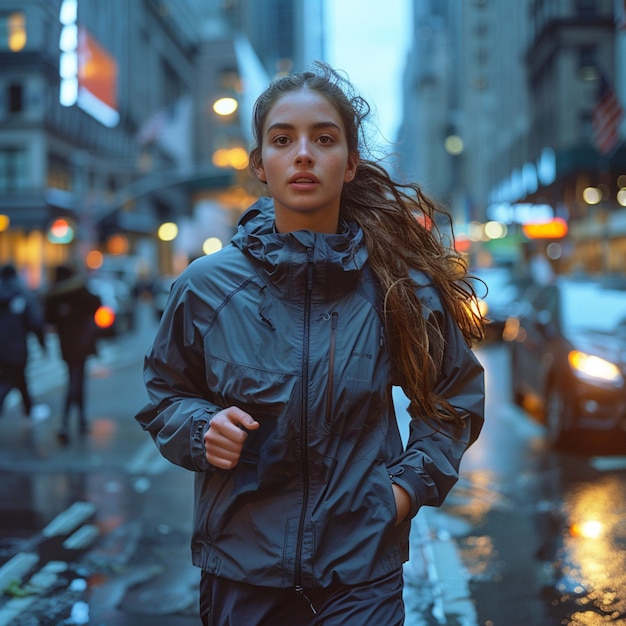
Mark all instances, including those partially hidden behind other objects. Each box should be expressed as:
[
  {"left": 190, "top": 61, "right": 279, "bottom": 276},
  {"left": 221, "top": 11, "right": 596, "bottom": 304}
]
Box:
[
  {"left": 0, "top": 0, "right": 326, "bottom": 286},
  {"left": 0, "top": 0, "right": 213, "bottom": 286},
  {"left": 398, "top": 0, "right": 626, "bottom": 275}
]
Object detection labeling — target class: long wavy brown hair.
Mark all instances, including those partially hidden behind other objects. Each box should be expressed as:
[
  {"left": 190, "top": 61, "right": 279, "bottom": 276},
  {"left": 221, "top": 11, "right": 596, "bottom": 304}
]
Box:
[{"left": 249, "top": 62, "right": 485, "bottom": 427}]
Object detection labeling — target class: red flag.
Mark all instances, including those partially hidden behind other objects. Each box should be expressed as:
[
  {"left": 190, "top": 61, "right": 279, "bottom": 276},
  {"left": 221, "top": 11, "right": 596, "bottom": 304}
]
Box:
[{"left": 592, "top": 73, "right": 624, "bottom": 155}]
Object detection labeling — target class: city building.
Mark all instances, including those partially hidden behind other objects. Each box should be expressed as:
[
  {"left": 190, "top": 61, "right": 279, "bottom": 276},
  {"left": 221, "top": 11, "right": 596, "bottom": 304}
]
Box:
[
  {"left": 399, "top": 0, "right": 626, "bottom": 275},
  {"left": 0, "top": 0, "right": 210, "bottom": 286},
  {"left": 0, "top": 0, "right": 323, "bottom": 288}
]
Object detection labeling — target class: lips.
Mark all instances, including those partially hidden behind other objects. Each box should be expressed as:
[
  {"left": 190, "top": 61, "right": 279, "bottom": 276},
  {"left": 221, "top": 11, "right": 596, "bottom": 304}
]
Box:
[{"left": 289, "top": 172, "right": 319, "bottom": 184}]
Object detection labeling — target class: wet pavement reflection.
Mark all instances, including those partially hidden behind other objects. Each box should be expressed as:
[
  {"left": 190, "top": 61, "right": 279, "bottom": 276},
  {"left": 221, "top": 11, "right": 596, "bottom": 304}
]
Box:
[
  {"left": 432, "top": 343, "right": 626, "bottom": 626},
  {"left": 0, "top": 313, "right": 625, "bottom": 625}
]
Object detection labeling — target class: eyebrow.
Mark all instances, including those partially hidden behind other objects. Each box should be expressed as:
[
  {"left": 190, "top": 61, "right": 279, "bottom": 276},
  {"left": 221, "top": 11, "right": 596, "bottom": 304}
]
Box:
[{"left": 266, "top": 121, "right": 342, "bottom": 134}]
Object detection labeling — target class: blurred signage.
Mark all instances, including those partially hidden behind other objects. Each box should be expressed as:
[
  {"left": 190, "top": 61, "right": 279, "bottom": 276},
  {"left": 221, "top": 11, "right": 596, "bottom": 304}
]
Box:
[
  {"left": 76, "top": 26, "right": 119, "bottom": 126},
  {"left": 58, "top": 0, "right": 119, "bottom": 128},
  {"left": 489, "top": 147, "right": 556, "bottom": 204},
  {"left": 486, "top": 202, "right": 554, "bottom": 225},
  {"left": 522, "top": 218, "right": 568, "bottom": 239}
]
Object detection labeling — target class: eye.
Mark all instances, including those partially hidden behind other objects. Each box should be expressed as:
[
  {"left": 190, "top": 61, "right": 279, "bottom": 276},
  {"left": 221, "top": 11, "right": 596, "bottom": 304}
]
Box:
[
  {"left": 273, "top": 135, "right": 291, "bottom": 146},
  {"left": 317, "top": 134, "right": 335, "bottom": 145}
]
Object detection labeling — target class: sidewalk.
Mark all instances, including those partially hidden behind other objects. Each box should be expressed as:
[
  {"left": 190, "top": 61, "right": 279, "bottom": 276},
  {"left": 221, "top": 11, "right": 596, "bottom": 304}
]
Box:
[
  {"left": 393, "top": 387, "right": 478, "bottom": 625},
  {"left": 404, "top": 508, "right": 478, "bottom": 626}
]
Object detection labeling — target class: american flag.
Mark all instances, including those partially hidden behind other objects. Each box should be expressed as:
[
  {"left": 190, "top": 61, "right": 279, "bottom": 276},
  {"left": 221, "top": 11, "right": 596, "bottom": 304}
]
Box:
[
  {"left": 592, "top": 72, "right": 624, "bottom": 156},
  {"left": 135, "top": 107, "right": 168, "bottom": 146}
]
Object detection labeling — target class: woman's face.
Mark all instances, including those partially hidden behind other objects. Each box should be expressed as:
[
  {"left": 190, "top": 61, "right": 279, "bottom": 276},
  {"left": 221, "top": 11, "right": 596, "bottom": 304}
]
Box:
[{"left": 254, "top": 89, "right": 358, "bottom": 233}]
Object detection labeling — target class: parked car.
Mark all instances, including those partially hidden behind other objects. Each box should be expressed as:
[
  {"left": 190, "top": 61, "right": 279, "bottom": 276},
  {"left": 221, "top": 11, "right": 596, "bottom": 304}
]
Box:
[
  {"left": 469, "top": 266, "right": 529, "bottom": 341},
  {"left": 505, "top": 275, "right": 626, "bottom": 447}
]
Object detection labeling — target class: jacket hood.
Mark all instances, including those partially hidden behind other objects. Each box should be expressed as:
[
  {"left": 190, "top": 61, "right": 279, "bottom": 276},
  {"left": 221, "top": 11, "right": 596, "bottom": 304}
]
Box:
[{"left": 231, "top": 197, "right": 369, "bottom": 303}]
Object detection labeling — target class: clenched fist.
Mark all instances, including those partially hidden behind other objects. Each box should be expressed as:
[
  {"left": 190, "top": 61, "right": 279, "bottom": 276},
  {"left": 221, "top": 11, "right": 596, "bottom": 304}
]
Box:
[{"left": 204, "top": 406, "right": 260, "bottom": 470}]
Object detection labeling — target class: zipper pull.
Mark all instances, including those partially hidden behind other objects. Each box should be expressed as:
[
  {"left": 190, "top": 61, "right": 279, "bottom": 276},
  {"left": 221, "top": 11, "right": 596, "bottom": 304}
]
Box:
[{"left": 295, "top": 585, "right": 318, "bottom": 615}]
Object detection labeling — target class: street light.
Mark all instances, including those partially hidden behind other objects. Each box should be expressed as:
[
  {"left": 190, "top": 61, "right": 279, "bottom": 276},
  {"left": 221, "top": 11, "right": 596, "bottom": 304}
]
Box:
[
  {"left": 157, "top": 222, "right": 178, "bottom": 242},
  {"left": 444, "top": 134, "right": 464, "bottom": 156},
  {"left": 213, "top": 97, "right": 238, "bottom": 116}
]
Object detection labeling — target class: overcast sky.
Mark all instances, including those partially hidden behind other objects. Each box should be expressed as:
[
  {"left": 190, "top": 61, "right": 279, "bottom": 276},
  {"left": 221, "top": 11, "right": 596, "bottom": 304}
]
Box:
[{"left": 324, "top": 0, "right": 412, "bottom": 144}]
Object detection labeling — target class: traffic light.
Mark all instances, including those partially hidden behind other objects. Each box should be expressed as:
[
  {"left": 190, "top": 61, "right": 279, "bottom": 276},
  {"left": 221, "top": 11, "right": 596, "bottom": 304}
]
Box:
[{"left": 47, "top": 218, "right": 75, "bottom": 244}]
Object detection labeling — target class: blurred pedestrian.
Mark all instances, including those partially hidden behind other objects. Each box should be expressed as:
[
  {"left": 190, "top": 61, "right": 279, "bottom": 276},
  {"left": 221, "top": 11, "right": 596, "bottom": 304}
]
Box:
[
  {"left": 44, "top": 264, "right": 101, "bottom": 444},
  {"left": 0, "top": 263, "right": 49, "bottom": 420},
  {"left": 136, "top": 62, "right": 485, "bottom": 626}
]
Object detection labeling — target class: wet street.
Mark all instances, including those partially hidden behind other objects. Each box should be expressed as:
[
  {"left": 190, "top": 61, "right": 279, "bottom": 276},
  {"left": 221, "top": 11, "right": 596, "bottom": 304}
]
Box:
[{"left": 0, "top": 303, "right": 625, "bottom": 625}]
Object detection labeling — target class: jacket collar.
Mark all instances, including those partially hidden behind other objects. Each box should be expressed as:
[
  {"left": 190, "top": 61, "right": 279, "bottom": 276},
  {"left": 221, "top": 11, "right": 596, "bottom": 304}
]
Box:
[{"left": 232, "top": 197, "right": 368, "bottom": 302}]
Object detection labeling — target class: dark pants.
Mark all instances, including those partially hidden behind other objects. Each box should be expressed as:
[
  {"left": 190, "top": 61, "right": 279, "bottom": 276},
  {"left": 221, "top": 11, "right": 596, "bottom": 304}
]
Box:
[
  {"left": 0, "top": 364, "right": 31, "bottom": 415},
  {"left": 61, "top": 358, "right": 87, "bottom": 432},
  {"left": 199, "top": 568, "right": 405, "bottom": 626}
]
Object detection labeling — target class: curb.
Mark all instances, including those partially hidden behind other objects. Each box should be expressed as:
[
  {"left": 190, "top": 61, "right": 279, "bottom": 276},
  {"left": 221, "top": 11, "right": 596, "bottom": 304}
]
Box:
[{"left": 406, "top": 508, "right": 478, "bottom": 626}]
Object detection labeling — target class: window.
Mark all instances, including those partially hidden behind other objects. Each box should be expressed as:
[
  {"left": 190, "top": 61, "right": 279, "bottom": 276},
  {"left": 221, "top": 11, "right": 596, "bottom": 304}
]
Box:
[
  {"left": 8, "top": 83, "right": 22, "bottom": 113},
  {"left": 576, "top": 0, "right": 597, "bottom": 18},
  {"left": 0, "top": 12, "right": 26, "bottom": 51},
  {"left": 0, "top": 147, "right": 28, "bottom": 191},
  {"left": 578, "top": 45, "right": 598, "bottom": 81}
]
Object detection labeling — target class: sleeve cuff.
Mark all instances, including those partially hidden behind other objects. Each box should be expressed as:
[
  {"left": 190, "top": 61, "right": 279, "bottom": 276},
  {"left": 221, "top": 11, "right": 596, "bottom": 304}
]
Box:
[
  {"left": 389, "top": 467, "right": 420, "bottom": 520},
  {"left": 191, "top": 408, "right": 219, "bottom": 471}
]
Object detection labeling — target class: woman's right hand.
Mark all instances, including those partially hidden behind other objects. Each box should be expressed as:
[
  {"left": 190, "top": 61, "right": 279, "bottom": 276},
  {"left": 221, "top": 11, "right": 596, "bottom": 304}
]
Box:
[{"left": 204, "top": 406, "right": 260, "bottom": 470}]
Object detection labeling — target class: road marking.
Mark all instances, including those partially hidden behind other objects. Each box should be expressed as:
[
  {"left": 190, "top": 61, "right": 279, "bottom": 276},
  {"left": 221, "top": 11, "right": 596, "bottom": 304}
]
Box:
[
  {"left": 42, "top": 502, "right": 96, "bottom": 538},
  {"left": 0, "top": 561, "right": 68, "bottom": 626},
  {"left": 63, "top": 524, "right": 100, "bottom": 550},
  {"left": 125, "top": 439, "right": 171, "bottom": 475},
  {"left": 0, "top": 552, "right": 39, "bottom": 594}
]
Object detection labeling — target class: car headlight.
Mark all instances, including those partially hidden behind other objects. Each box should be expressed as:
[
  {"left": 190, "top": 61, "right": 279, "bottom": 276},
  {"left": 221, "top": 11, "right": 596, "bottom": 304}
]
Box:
[{"left": 568, "top": 350, "right": 623, "bottom": 384}]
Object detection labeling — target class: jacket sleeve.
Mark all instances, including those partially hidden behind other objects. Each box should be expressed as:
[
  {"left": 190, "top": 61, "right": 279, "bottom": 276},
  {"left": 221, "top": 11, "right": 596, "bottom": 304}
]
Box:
[
  {"left": 387, "top": 286, "right": 485, "bottom": 521},
  {"left": 135, "top": 273, "right": 223, "bottom": 472}
]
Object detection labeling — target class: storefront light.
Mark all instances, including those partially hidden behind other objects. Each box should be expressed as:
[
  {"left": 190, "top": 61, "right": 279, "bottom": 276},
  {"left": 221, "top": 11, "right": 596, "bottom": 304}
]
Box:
[
  {"left": 484, "top": 221, "right": 507, "bottom": 240},
  {"left": 582, "top": 187, "right": 602, "bottom": 205},
  {"left": 212, "top": 147, "right": 248, "bottom": 170},
  {"left": 8, "top": 13, "right": 26, "bottom": 51},
  {"left": 617, "top": 189, "right": 626, "bottom": 207}
]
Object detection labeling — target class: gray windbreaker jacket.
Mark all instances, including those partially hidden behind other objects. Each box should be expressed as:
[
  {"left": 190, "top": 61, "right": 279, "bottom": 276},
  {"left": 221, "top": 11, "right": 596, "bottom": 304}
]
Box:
[{"left": 136, "top": 197, "right": 484, "bottom": 590}]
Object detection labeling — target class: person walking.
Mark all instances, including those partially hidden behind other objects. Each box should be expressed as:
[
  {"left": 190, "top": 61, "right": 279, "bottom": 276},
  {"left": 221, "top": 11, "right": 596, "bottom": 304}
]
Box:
[
  {"left": 44, "top": 264, "right": 101, "bottom": 444},
  {"left": 0, "top": 263, "right": 49, "bottom": 420},
  {"left": 136, "top": 62, "right": 486, "bottom": 625}
]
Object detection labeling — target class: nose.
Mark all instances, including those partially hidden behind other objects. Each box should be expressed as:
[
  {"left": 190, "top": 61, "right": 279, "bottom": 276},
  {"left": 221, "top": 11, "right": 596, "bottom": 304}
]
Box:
[{"left": 295, "top": 137, "right": 313, "bottom": 164}]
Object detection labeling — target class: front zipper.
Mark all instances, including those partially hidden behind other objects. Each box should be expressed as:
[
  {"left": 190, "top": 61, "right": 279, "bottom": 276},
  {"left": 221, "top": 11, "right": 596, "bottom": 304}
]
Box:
[
  {"left": 294, "top": 247, "right": 314, "bottom": 594},
  {"left": 324, "top": 312, "right": 339, "bottom": 423}
]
